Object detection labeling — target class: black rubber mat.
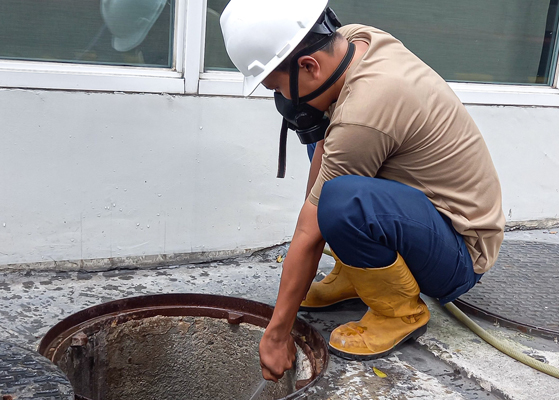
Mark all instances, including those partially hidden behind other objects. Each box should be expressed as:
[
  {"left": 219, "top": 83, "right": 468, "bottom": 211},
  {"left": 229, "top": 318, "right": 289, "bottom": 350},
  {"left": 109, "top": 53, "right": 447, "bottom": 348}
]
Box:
[
  {"left": 0, "top": 341, "right": 73, "bottom": 400},
  {"left": 456, "top": 240, "right": 559, "bottom": 338}
]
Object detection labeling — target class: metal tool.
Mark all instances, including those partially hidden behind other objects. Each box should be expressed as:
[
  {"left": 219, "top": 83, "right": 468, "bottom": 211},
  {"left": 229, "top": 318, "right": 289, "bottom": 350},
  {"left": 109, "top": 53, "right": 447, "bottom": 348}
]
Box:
[{"left": 248, "top": 378, "right": 267, "bottom": 400}]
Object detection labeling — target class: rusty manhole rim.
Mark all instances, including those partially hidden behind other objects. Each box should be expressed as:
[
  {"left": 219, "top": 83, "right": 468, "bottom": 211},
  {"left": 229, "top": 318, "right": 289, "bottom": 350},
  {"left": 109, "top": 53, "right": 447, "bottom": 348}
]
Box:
[{"left": 38, "top": 293, "right": 329, "bottom": 400}]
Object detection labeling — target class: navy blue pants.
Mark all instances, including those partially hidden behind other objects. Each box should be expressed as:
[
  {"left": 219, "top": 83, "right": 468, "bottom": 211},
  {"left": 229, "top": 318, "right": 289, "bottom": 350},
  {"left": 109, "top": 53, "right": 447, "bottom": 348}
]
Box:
[{"left": 316, "top": 175, "right": 481, "bottom": 305}]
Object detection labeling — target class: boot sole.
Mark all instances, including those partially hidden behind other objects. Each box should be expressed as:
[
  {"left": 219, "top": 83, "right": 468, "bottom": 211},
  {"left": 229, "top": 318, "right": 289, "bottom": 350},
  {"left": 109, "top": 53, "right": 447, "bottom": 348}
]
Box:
[
  {"left": 328, "top": 324, "right": 428, "bottom": 361},
  {"left": 299, "top": 297, "right": 366, "bottom": 312}
]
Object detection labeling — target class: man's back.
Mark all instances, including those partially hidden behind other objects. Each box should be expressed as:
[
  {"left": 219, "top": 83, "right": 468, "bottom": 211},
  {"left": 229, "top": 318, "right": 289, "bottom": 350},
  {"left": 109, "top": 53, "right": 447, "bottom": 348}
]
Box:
[{"left": 310, "top": 24, "right": 505, "bottom": 273}]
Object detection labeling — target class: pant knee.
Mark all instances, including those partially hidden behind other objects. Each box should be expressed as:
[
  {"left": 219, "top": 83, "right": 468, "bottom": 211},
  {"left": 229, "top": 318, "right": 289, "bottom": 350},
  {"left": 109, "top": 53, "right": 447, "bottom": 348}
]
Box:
[
  {"left": 317, "top": 176, "right": 368, "bottom": 243},
  {"left": 318, "top": 176, "right": 402, "bottom": 267}
]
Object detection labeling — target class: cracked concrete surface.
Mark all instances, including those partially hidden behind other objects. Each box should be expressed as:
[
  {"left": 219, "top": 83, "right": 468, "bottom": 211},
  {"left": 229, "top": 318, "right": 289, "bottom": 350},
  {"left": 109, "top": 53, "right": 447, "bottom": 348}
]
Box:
[{"left": 1, "top": 232, "right": 558, "bottom": 399}]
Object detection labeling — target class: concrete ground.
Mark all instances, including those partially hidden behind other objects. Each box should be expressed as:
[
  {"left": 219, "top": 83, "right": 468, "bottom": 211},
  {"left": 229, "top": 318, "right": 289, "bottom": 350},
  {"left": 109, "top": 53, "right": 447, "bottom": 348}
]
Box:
[{"left": 1, "top": 230, "right": 558, "bottom": 399}]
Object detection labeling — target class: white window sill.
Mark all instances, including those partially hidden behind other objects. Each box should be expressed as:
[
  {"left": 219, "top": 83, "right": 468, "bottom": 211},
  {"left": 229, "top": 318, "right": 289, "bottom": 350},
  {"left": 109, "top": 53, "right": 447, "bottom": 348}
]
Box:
[
  {"left": 198, "top": 71, "right": 272, "bottom": 97},
  {"left": 199, "top": 71, "right": 559, "bottom": 107},
  {"left": 1, "top": 65, "right": 558, "bottom": 107},
  {"left": 449, "top": 82, "right": 559, "bottom": 107},
  {"left": 0, "top": 61, "right": 186, "bottom": 94}
]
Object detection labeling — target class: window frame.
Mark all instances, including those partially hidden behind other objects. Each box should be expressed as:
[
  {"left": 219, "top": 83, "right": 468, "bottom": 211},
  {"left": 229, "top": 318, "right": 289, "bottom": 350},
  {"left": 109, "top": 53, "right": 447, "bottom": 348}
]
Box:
[
  {"left": 0, "top": 0, "right": 190, "bottom": 94},
  {"left": 0, "top": 0, "right": 558, "bottom": 107}
]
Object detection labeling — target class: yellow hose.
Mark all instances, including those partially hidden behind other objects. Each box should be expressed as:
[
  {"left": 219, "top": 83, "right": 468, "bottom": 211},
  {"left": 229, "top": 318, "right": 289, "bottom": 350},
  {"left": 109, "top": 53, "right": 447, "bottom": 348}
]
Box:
[
  {"left": 444, "top": 302, "right": 559, "bottom": 379},
  {"left": 321, "top": 249, "right": 559, "bottom": 379},
  {"left": 322, "top": 247, "right": 334, "bottom": 258}
]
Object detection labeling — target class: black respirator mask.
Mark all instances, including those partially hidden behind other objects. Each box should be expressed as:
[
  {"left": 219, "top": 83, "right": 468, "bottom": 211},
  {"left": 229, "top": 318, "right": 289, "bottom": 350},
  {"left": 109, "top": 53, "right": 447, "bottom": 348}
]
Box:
[{"left": 275, "top": 7, "right": 355, "bottom": 178}]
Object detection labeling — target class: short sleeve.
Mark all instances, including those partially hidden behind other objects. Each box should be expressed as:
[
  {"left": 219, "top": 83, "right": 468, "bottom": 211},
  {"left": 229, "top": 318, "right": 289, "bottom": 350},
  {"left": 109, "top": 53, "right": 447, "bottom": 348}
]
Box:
[{"left": 308, "top": 123, "right": 397, "bottom": 205}]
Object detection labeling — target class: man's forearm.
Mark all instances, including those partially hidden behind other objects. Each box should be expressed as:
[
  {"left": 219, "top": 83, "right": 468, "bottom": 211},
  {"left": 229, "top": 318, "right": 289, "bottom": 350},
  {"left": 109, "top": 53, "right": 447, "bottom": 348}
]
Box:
[
  {"left": 267, "top": 234, "right": 325, "bottom": 337},
  {"left": 266, "top": 200, "right": 325, "bottom": 338}
]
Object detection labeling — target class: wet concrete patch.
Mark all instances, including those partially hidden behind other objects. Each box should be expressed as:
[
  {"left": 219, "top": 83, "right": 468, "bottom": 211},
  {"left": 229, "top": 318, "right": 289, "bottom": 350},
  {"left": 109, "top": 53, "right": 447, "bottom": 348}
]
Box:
[
  {"left": 2, "top": 294, "right": 22, "bottom": 300},
  {"left": 22, "top": 281, "right": 35, "bottom": 290},
  {"left": 53, "top": 272, "right": 71, "bottom": 281},
  {"left": 102, "top": 269, "right": 137, "bottom": 278},
  {"left": 76, "top": 271, "right": 94, "bottom": 280}
]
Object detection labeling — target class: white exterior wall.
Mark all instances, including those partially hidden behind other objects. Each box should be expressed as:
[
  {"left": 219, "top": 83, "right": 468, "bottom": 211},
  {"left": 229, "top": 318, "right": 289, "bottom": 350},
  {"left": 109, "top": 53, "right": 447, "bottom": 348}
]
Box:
[
  {"left": 468, "top": 106, "right": 559, "bottom": 222},
  {"left": 0, "top": 89, "right": 558, "bottom": 268},
  {"left": 0, "top": 90, "right": 308, "bottom": 267}
]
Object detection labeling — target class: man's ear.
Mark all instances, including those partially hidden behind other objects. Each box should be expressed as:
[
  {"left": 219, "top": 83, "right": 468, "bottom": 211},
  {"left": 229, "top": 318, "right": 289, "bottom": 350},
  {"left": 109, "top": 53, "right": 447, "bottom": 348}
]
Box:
[{"left": 298, "top": 55, "right": 320, "bottom": 79}]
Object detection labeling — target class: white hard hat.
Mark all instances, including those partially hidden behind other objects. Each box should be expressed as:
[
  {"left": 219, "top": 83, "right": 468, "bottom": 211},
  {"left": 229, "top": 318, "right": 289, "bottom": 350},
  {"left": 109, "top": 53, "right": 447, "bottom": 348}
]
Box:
[
  {"left": 220, "top": 0, "right": 329, "bottom": 96},
  {"left": 101, "top": 0, "right": 167, "bottom": 52}
]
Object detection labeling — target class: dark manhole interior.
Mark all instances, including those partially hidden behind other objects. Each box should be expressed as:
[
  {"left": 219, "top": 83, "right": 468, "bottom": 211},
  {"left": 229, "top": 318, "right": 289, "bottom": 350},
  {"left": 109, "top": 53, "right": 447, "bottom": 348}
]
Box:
[{"left": 39, "top": 294, "right": 329, "bottom": 400}]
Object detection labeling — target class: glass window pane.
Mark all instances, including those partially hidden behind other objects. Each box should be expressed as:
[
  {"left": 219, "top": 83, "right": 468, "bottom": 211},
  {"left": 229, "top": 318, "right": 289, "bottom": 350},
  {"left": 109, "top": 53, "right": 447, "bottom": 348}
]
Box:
[
  {"left": 206, "top": 0, "right": 235, "bottom": 71},
  {"left": 0, "top": 0, "right": 175, "bottom": 68},
  {"left": 204, "top": 0, "right": 559, "bottom": 85}
]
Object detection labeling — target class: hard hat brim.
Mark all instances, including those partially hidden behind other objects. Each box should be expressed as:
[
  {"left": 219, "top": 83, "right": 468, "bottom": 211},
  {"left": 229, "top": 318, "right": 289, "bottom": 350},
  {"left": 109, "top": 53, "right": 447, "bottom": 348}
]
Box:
[
  {"left": 241, "top": 45, "right": 292, "bottom": 97},
  {"left": 243, "top": 71, "right": 272, "bottom": 97}
]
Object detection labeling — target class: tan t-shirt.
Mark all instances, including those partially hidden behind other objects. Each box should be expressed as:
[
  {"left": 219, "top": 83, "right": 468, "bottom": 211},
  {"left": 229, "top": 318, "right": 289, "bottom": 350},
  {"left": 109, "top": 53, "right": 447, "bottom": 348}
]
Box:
[{"left": 309, "top": 24, "right": 505, "bottom": 274}]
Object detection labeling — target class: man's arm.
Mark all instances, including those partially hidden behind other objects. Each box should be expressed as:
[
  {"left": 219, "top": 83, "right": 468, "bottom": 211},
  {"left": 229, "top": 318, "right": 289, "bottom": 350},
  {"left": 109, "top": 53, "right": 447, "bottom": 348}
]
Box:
[
  {"left": 306, "top": 140, "right": 325, "bottom": 199},
  {"left": 259, "top": 198, "right": 325, "bottom": 382}
]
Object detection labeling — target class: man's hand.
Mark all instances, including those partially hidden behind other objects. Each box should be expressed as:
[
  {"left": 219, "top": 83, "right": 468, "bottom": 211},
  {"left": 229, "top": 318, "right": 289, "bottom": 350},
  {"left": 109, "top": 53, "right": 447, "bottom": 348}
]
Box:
[
  {"left": 259, "top": 329, "right": 296, "bottom": 382},
  {"left": 258, "top": 198, "right": 325, "bottom": 381}
]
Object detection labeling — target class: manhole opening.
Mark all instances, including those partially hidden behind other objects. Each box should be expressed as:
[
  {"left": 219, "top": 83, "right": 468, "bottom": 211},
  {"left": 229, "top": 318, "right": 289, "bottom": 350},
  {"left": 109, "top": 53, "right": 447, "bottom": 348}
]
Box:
[{"left": 39, "top": 294, "right": 329, "bottom": 400}]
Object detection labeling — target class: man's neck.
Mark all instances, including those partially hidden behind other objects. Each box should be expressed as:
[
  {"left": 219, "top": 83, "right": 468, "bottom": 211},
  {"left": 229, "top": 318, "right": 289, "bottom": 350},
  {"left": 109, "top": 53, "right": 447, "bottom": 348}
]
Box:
[{"left": 318, "top": 38, "right": 369, "bottom": 109}]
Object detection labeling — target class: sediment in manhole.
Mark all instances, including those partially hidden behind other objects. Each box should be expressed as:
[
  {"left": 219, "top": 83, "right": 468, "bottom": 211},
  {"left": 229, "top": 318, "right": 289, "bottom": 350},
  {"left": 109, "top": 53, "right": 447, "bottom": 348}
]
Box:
[
  {"left": 39, "top": 294, "right": 328, "bottom": 400},
  {"left": 60, "top": 316, "right": 310, "bottom": 400}
]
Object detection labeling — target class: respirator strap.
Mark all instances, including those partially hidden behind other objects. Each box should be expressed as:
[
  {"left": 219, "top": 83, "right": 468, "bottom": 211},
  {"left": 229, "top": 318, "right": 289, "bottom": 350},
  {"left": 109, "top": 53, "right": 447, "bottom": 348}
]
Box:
[
  {"left": 276, "top": 8, "right": 354, "bottom": 178},
  {"left": 277, "top": 118, "right": 289, "bottom": 178},
  {"left": 289, "top": 35, "right": 333, "bottom": 106},
  {"left": 299, "top": 41, "right": 355, "bottom": 104},
  {"left": 277, "top": 41, "right": 356, "bottom": 178}
]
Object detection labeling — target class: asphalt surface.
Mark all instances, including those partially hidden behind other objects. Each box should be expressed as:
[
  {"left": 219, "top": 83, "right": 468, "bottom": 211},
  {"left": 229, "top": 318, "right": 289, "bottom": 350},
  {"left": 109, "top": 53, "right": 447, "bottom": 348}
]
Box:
[{"left": 458, "top": 233, "right": 559, "bottom": 337}]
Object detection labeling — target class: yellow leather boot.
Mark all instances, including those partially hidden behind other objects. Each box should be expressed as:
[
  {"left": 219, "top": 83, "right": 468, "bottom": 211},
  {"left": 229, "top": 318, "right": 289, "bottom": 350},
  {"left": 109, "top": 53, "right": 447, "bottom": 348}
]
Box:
[
  {"left": 328, "top": 253, "right": 430, "bottom": 360},
  {"left": 300, "top": 252, "right": 362, "bottom": 311}
]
